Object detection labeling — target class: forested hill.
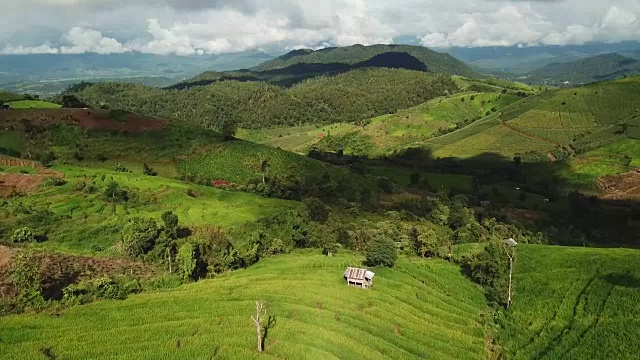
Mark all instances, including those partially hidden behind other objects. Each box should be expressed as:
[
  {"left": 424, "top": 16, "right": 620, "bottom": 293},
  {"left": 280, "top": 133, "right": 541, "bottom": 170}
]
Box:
[
  {"left": 171, "top": 44, "right": 476, "bottom": 89},
  {"left": 525, "top": 53, "right": 640, "bottom": 86},
  {"left": 252, "top": 44, "right": 475, "bottom": 74},
  {"left": 69, "top": 68, "right": 458, "bottom": 131}
]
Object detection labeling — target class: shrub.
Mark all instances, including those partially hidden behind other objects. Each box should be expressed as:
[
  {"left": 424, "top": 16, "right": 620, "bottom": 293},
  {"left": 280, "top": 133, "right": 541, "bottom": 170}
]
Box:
[
  {"left": 11, "top": 227, "right": 36, "bottom": 243},
  {"left": 365, "top": 236, "right": 398, "bottom": 267},
  {"left": 121, "top": 218, "right": 159, "bottom": 257},
  {"left": 44, "top": 177, "right": 66, "bottom": 187},
  {"left": 114, "top": 163, "right": 131, "bottom": 173},
  {"left": 143, "top": 162, "right": 158, "bottom": 176},
  {"left": 9, "top": 251, "right": 44, "bottom": 307},
  {"left": 177, "top": 243, "right": 197, "bottom": 281}
]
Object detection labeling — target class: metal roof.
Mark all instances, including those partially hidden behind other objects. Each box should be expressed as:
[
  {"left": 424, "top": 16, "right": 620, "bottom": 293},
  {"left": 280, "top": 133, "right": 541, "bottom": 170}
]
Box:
[{"left": 345, "top": 267, "right": 368, "bottom": 280}]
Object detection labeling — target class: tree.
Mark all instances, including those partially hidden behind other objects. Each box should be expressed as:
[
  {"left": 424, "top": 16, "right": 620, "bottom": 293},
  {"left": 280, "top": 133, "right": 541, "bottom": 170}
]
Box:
[
  {"left": 177, "top": 243, "right": 197, "bottom": 281},
  {"left": 470, "top": 241, "right": 510, "bottom": 306},
  {"left": 121, "top": 218, "right": 159, "bottom": 257},
  {"left": 415, "top": 228, "right": 438, "bottom": 258},
  {"left": 219, "top": 118, "right": 238, "bottom": 140},
  {"left": 10, "top": 251, "right": 44, "bottom": 307},
  {"left": 161, "top": 211, "right": 179, "bottom": 234},
  {"left": 103, "top": 182, "right": 128, "bottom": 203},
  {"left": 260, "top": 159, "right": 269, "bottom": 185},
  {"left": 303, "top": 197, "right": 330, "bottom": 224},
  {"left": 250, "top": 300, "right": 267, "bottom": 352},
  {"left": 365, "top": 236, "right": 398, "bottom": 267},
  {"left": 11, "top": 227, "right": 36, "bottom": 243}
]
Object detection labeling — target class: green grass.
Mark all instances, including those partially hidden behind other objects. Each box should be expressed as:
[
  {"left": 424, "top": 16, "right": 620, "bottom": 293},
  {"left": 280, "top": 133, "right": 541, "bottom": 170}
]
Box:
[
  {"left": 423, "top": 78, "right": 640, "bottom": 161},
  {"left": 501, "top": 244, "right": 640, "bottom": 359},
  {"left": 1, "top": 165, "right": 295, "bottom": 254},
  {"left": 242, "top": 92, "right": 522, "bottom": 157},
  {"left": 8, "top": 100, "right": 61, "bottom": 109},
  {"left": 0, "top": 251, "right": 488, "bottom": 359}
]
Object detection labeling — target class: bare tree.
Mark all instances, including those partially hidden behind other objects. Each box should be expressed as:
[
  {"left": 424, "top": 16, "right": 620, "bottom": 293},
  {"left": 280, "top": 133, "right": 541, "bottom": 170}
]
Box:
[{"left": 250, "top": 300, "right": 267, "bottom": 352}]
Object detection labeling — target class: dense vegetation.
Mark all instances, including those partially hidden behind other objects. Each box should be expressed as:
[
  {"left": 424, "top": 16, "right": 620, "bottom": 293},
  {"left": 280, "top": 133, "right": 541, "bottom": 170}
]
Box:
[
  {"left": 173, "top": 45, "right": 477, "bottom": 89},
  {"left": 252, "top": 44, "right": 476, "bottom": 76},
  {"left": 69, "top": 69, "right": 458, "bottom": 131}
]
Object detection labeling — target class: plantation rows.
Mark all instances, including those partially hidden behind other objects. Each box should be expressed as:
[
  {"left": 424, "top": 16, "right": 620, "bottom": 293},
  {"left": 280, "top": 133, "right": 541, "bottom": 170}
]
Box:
[
  {"left": 0, "top": 253, "right": 488, "bottom": 359},
  {"left": 502, "top": 245, "right": 640, "bottom": 360}
]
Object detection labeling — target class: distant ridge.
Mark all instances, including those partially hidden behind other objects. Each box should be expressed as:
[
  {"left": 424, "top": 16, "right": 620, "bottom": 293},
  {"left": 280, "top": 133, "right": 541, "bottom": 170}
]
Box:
[
  {"left": 171, "top": 44, "right": 476, "bottom": 90},
  {"left": 251, "top": 44, "right": 475, "bottom": 76},
  {"left": 525, "top": 53, "right": 640, "bottom": 85}
]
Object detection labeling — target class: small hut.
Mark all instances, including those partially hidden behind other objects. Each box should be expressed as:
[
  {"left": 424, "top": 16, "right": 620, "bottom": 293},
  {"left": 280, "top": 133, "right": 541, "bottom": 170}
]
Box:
[{"left": 344, "top": 267, "right": 375, "bottom": 289}]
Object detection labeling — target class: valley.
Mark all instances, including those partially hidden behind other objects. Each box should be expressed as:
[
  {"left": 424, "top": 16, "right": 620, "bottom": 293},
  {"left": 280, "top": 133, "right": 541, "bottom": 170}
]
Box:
[{"left": 1, "top": 43, "right": 640, "bottom": 360}]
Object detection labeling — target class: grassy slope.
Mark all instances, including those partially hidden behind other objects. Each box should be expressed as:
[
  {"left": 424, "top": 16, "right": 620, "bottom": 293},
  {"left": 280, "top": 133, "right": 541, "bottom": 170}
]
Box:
[
  {"left": 240, "top": 92, "right": 522, "bottom": 157},
  {"left": 9, "top": 100, "right": 61, "bottom": 109},
  {"left": 502, "top": 244, "right": 640, "bottom": 359},
  {"left": 1, "top": 165, "right": 294, "bottom": 254},
  {"left": 424, "top": 77, "right": 640, "bottom": 160},
  {"left": 0, "top": 252, "right": 488, "bottom": 360},
  {"left": 0, "top": 111, "right": 373, "bottom": 193}
]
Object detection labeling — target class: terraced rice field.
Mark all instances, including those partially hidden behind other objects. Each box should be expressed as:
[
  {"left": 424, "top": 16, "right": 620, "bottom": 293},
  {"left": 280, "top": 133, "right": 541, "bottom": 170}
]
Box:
[
  {"left": 0, "top": 252, "right": 488, "bottom": 360},
  {"left": 500, "top": 245, "right": 640, "bottom": 360}
]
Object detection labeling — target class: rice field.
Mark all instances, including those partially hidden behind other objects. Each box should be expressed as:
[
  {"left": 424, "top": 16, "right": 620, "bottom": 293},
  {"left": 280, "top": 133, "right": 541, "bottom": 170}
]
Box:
[
  {"left": 0, "top": 251, "right": 489, "bottom": 360},
  {"left": 500, "top": 244, "right": 640, "bottom": 360}
]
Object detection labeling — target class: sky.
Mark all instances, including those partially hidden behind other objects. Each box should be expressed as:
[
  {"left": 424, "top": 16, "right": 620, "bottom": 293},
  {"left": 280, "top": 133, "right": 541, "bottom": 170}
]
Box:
[{"left": 1, "top": 0, "right": 639, "bottom": 55}]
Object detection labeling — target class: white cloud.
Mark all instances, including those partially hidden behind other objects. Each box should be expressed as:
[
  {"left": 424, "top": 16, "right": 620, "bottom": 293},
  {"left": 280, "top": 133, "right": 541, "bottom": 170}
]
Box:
[
  {"left": 542, "top": 25, "right": 598, "bottom": 46},
  {"left": 60, "top": 27, "right": 125, "bottom": 54},
  {"left": 420, "top": 5, "right": 550, "bottom": 48},
  {"left": 0, "top": 44, "right": 59, "bottom": 55},
  {"left": 1, "top": 1, "right": 640, "bottom": 55}
]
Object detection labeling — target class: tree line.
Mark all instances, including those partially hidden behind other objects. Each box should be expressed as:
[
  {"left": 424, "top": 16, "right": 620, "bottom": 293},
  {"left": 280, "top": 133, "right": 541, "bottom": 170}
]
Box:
[{"left": 67, "top": 69, "right": 458, "bottom": 135}]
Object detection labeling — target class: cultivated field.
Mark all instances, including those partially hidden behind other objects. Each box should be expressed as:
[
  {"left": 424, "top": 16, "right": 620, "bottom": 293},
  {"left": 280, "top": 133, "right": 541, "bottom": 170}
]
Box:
[
  {"left": 501, "top": 244, "right": 640, "bottom": 359},
  {"left": 0, "top": 252, "right": 488, "bottom": 360}
]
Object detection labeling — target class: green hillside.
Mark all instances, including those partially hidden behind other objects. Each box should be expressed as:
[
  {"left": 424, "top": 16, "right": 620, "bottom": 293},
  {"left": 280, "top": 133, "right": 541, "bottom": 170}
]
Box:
[
  {"left": 525, "top": 53, "right": 640, "bottom": 86},
  {"left": 0, "top": 165, "right": 294, "bottom": 254},
  {"left": 423, "top": 77, "right": 640, "bottom": 161},
  {"left": 170, "top": 44, "right": 476, "bottom": 89},
  {"left": 501, "top": 244, "right": 640, "bottom": 359},
  {"left": 239, "top": 80, "right": 530, "bottom": 156},
  {"left": 252, "top": 44, "right": 476, "bottom": 76},
  {"left": 71, "top": 69, "right": 457, "bottom": 131},
  {"left": 0, "top": 251, "right": 488, "bottom": 360},
  {"left": 0, "top": 109, "right": 381, "bottom": 202}
]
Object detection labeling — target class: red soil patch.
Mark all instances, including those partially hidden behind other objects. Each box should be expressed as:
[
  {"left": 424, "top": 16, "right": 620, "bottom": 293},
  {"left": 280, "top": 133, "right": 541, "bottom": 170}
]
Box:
[
  {"left": 212, "top": 180, "right": 234, "bottom": 187},
  {"left": 0, "top": 109, "right": 167, "bottom": 133},
  {"left": 597, "top": 169, "right": 640, "bottom": 200},
  {"left": 0, "top": 157, "right": 64, "bottom": 197}
]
